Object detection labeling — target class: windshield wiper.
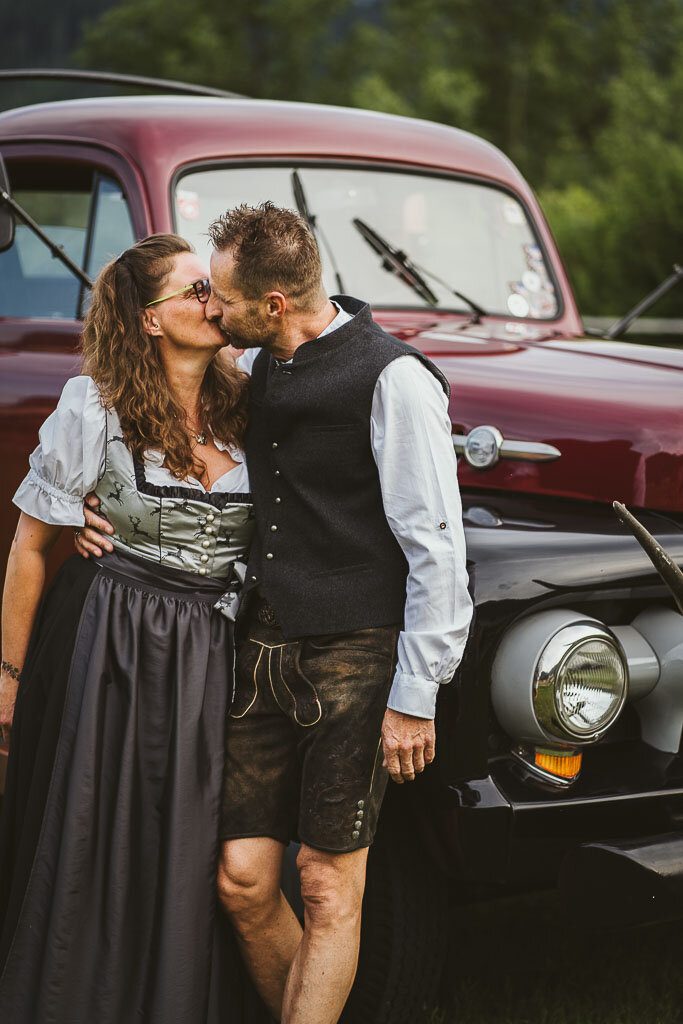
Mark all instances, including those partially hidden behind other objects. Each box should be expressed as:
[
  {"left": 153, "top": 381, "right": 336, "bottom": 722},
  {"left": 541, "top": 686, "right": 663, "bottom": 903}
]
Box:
[
  {"left": 352, "top": 217, "right": 486, "bottom": 322},
  {"left": 604, "top": 263, "right": 683, "bottom": 339},
  {"left": 291, "top": 170, "right": 345, "bottom": 294}
]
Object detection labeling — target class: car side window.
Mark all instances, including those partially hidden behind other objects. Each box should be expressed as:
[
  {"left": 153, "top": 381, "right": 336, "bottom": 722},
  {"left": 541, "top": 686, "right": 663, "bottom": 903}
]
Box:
[
  {"left": 0, "top": 161, "right": 136, "bottom": 320},
  {"left": 85, "top": 175, "right": 136, "bottom": 283}
]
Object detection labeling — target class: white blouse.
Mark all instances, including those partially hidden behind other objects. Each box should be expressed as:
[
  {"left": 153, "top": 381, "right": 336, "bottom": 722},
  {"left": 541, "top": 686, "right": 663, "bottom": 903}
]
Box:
[{"left": 13, "top": 376, "right": 250, "bottom": 528}]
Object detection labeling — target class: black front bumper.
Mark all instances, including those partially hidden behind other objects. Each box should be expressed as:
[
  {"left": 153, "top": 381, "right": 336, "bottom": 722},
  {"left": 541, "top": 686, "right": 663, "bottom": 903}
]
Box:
[
  {"left": 559, "top": 832, "right": 683, "bottom": 926},
  {"left": 448, "top": 743, "right": 683, "bottom": 904}
]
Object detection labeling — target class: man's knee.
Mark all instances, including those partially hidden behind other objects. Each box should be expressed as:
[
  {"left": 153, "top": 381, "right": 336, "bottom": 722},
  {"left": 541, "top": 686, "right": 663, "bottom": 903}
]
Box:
[
  {"left": 296, "top": 845, "right": 367, "bottom": 931},
  {"left": 218, "top": 839, "right": 282, "bottom": 923}
]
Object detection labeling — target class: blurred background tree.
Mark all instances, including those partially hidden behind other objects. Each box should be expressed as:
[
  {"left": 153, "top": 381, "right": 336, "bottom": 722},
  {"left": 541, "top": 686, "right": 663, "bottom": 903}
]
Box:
[{"left": 1, "top": 0, "right": 682, "bottom": 317}]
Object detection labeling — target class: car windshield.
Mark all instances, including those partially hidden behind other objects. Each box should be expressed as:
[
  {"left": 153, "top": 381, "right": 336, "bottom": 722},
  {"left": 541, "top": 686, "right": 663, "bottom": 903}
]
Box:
[{"left": 174, "top": 165, "right": 559, "bottom": 319}]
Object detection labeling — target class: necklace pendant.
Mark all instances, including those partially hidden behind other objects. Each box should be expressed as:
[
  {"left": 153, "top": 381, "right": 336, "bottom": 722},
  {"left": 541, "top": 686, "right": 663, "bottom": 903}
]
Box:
[{"left": 195, "top": 432, "right": 207, "bottom": 446}]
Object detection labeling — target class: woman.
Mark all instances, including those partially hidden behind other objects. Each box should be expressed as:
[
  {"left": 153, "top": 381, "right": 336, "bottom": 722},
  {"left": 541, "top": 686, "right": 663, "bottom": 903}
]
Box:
[{"left": 0, "top": 235, "right": 268, "bottom": 1023}]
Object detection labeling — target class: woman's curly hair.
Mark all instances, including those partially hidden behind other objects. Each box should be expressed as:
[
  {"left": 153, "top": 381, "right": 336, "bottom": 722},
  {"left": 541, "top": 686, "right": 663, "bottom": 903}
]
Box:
[{"left": 80, "top": 234, "right": 248, "bottom": 481}]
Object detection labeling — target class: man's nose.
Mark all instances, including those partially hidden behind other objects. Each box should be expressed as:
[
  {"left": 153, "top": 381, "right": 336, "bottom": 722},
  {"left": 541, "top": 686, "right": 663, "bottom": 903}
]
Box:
[{"left": 204, "top": 293, "right": 221, "bottom": 320}]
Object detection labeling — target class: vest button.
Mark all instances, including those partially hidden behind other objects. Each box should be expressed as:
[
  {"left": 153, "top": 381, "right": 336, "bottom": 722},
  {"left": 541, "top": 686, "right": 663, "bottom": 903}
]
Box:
[
  {"left": 352, "top": 830, "right": 360, "bottom": 839},
  {"left": 204, "top": 526, "right": 215, "bottom": 535},
  {"left": 251, "top": 576, "right": 257, "bottom": 582},
  {"left": 270, "top": 525, "right": 278, "bottom": 532},
  {"left": 266, "top": 552, "right": 274, "bottom": 560},
  {"left": 202, "top": 539, "right": 210, "bottom": 549},
  {"left": 274, "top": 470, "right": 280, "bottom": 477},
  {"left": 272, "top": 442, "right": 278, "bottom": 449},
  {"left": 206, "top": 513, "right": 215, "bottom": 523},
  {"left": 274, "top": 497, "right": 281, "bottom": 503},
  {"left": 200, "top": 554, "right": 209, "bottom": 563},
  {"left": 198, "top": 567, "right": 208, "bottom": 576}
]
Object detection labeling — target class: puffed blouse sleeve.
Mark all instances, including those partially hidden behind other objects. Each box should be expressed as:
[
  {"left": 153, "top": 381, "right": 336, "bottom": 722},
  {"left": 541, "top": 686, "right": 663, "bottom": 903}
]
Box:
[{"left": 13, "top": 376, "right": 107, "bottom": 527}]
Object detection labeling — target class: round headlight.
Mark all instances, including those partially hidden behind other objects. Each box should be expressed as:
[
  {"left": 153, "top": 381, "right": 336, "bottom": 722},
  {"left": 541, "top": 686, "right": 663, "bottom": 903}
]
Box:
[
  {"left": 534, "top": 624, "right": 628, "bottom": 742},
  {"left": 554, "top": 639, "right": 627, "bottom": 737}
]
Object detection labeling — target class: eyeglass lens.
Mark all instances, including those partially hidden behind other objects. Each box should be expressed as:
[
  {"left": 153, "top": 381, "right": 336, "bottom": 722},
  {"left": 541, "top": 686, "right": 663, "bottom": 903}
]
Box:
[{"left": 194, "top": 279, "right": 211, "bottom": 303}]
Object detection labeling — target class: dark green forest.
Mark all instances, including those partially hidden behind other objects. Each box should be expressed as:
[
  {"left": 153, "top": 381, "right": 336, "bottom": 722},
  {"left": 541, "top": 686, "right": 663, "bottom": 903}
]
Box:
[{"left": 3, "top": 0, "right": 682, "bottom": 317}]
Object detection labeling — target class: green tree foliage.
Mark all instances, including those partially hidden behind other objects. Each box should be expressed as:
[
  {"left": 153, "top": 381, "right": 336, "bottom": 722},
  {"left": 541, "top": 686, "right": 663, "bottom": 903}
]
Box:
[
  {"left": 75, "top": 0, "right": 683, "bottom": 316},
  {"left": 74, "top": 0, "right": 351, "bottom": 100}
]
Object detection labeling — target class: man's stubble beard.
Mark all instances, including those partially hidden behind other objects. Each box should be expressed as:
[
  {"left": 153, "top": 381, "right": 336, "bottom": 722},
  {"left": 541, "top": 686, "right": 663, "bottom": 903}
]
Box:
[
  {"left": 222, "top": 320, "right": 280, "bottom": 352},
  {"left": 218, "top": 305, "right": 280, "bottom": 351}
]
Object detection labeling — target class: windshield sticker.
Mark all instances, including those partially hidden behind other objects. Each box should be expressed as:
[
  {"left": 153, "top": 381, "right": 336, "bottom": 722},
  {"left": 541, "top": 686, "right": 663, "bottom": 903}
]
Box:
[
  {"left": 177, "top": 189, "right": 200, "bottom": 221},
  {"left": 502, "top": 197, "right": 525, "bottom": 226},
  {"left": 522, "top": 270, "right": 541, "bottom": 293},
  {"left": 507, "top": 292, "right": 530, "bottom": 317}
]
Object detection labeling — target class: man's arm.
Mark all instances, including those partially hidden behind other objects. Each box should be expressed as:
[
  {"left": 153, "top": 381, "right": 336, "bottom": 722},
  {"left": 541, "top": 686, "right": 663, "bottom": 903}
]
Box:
[{"left": 371, "top": 355, "right": 473, "bottom": 783}]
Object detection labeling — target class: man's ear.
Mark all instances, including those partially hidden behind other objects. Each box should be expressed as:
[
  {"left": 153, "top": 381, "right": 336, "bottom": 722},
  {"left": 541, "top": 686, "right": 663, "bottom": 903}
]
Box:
[
  {"left": 265, "top": 291, "right": 286, "bottom": 319},
  {"left": 141, "top": 308, "right": 163, "bottom": 337}
]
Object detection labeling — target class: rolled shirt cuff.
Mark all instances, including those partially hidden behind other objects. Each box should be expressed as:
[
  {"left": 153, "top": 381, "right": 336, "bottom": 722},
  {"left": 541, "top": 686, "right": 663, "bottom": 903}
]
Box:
[
  {"left": 13, "top": 469, "right": 86, "bottom": 528},
  {"left": 386, "top": 672, "right": 441, "bottom": 720}
]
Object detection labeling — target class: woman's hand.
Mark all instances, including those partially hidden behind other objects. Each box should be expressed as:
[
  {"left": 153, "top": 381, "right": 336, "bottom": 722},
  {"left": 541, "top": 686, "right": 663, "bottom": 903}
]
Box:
[{"left": 0, "top": 667, "right": 20, "bottom": 742}]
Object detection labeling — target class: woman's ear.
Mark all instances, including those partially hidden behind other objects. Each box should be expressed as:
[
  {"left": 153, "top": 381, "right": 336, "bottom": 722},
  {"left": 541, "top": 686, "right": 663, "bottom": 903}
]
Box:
[{"left": 141, "top": 308, "right": 163, "bottom": 337}]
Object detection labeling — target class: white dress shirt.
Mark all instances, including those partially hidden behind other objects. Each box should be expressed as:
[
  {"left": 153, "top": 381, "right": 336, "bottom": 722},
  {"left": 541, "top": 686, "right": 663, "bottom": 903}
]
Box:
[{"left": 237, "top": 303, "right": 473, "bottom": 719}]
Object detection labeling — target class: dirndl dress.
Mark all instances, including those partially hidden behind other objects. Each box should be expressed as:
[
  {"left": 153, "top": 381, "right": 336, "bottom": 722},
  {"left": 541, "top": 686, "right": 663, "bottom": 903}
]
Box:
[{"left": 0, "top": 377, "right": 268, "bottom": 1024}]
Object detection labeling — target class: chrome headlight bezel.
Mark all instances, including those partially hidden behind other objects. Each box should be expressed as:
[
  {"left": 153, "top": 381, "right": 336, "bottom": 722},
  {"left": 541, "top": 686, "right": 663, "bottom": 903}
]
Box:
[
  {"left": 533, "top": 622, "right": 629, "bottom": 743},
  {"left": 491, "top": 609, "right": 630, "bottom": 749}
]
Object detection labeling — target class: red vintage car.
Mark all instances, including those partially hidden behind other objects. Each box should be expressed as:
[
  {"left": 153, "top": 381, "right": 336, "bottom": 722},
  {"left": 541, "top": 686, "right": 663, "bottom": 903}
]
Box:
[{"left": 1, "top": 73, "right": 682, "bottom": 1023}]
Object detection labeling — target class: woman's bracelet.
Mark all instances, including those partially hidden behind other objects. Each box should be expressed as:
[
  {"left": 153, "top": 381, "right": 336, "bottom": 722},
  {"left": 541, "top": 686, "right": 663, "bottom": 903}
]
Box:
[{"left": 1, "top": 660, "right": 22, "bottom": 682}]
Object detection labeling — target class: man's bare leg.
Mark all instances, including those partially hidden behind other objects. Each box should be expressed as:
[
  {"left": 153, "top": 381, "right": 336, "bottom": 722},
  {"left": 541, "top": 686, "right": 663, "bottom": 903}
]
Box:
[
  {"left": 281, "top": 844, "right": 368, "bottom": 1024},
  {"left": 218, "top": 837, "right": 302, "bottom": 1019}
]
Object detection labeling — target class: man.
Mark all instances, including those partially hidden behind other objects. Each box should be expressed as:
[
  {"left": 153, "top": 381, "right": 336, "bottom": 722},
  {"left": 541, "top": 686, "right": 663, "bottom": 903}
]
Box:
[{"left": 78, "top": 203, "right": 472, "bottom": 1024}]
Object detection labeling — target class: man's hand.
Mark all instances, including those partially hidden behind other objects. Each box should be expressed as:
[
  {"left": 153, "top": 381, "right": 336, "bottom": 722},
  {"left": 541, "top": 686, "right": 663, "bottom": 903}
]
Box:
[
  {"left": 74, "top": 493, "right": 115, "bottom": 559},
  {"left": 381, "top": 707, "right": 435, "bottom": 784}
]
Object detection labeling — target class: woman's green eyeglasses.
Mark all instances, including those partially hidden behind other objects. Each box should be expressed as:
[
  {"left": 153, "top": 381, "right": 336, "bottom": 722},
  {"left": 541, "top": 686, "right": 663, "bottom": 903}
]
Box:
[{"left": 145, "top": 278, "right": 211, "bottom": 307}]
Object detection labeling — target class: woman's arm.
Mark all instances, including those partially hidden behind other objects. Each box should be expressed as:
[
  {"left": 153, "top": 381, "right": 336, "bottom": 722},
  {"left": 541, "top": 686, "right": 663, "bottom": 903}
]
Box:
[{"left": 0, "top": 513, "right": 62, "bottom": 740}]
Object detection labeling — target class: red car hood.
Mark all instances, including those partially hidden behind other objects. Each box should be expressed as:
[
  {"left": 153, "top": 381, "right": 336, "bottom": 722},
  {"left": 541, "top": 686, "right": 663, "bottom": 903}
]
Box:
[{"left": 374, "top": 315, "right": 683, "bottom": 513}]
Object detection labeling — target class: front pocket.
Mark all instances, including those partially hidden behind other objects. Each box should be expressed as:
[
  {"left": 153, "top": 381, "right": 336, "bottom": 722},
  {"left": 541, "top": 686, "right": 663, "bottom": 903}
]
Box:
[
  {"left": 305, "top": 624, "right": 400, "bottom": 659},
  {"left": 229, "top": 641, "right": 262, "bottom": 718},
  {"left": 307, "top": 423, "right": 356, "bottom": 433},
  {"left": 276, "top": 644, "right": 322, "bottom": 727},
  {"left": 310, "top": 562, "right": 373, "bottom": 579}
]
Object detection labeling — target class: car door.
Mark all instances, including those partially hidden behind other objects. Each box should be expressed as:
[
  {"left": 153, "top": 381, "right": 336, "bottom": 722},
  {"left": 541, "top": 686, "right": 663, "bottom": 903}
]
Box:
[{"left": 0, "top": 144, "right": 146, "bottom": 583}]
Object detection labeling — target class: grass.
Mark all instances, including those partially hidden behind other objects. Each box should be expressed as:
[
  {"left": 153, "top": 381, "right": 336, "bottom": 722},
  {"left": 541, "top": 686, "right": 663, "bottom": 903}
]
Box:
[{"left": 428, "top": 889, "right": 683, "bottom": 1024}]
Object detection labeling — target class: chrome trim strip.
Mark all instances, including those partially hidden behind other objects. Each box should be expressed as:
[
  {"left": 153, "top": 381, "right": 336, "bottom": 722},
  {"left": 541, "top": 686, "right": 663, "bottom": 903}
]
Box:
[{"left": 453, "top": 433, "right": 561, "bottom": 463}]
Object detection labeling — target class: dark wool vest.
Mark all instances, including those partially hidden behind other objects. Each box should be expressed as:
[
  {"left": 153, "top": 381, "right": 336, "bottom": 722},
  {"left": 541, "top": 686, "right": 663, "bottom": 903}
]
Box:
[{"left": 244, "top": 295, "right": 449, "bottom": 637}]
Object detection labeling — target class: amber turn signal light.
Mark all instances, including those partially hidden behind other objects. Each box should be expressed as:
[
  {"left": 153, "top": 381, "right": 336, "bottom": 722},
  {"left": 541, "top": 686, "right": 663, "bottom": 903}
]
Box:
[{"left": 534, "top": 748, "right": 582, "bottom": 781}]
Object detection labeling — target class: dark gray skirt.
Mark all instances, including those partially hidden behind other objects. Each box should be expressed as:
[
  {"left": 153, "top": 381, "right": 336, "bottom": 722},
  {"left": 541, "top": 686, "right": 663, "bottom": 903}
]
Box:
[{"left": 0, "top": 550, "right": 268, "bottom": 1024}]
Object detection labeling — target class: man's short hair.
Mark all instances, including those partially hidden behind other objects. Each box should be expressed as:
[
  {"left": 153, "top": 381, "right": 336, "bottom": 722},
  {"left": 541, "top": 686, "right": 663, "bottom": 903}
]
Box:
[{"left": 208, "top": 202, "right": 323, "bottom": 308}]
